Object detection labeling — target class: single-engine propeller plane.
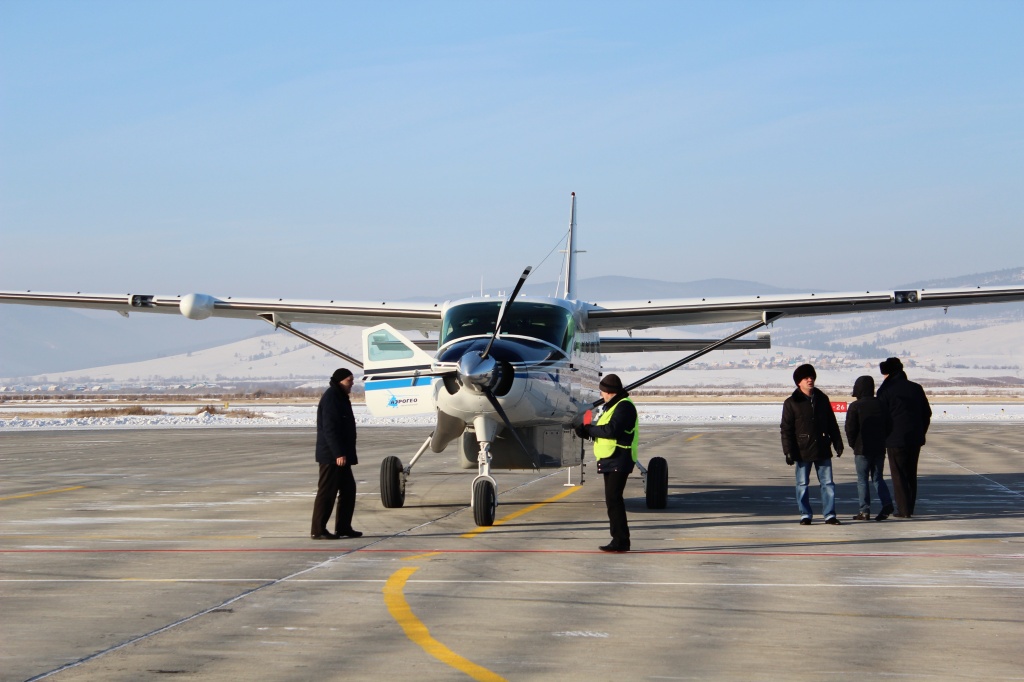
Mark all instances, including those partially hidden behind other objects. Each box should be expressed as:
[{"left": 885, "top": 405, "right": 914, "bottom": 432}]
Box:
[{"left": 4, "top": 193, "right": 1024, "bottom": 525}]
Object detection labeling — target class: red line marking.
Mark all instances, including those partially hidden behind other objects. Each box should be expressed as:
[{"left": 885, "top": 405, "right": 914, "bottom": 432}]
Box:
[{"left": 1, "top": 548, "right": 1020, "bottom": 559}]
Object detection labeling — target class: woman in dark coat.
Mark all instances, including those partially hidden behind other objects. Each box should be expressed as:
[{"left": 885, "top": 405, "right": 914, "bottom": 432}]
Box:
[{"left": 845, "top": 375, "right": 894, "bottom": 521}]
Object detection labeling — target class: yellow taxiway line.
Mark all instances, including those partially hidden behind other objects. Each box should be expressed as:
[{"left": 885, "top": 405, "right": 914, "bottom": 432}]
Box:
[
  {"left": 382, "top": 479, "right": 586, "bottom": 679},
  {"left": 0, "top": 485, "right": 85, "bottom": 502},
  {"left": 460, "top": 485, "right": 582, "bottom": 539},
  {"left": 384, "top": 566, "right": 507, "bottom": 682}
]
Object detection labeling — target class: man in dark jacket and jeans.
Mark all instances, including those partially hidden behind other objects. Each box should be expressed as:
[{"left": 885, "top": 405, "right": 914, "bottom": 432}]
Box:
[
  {"left": 310, "top": 368, "right": 362, "bottom": 540},
  {"left": 781, "top": 364, "right": 845, "bottom": 525},
  {"left": 877, "top": 357, "right": 931, "bottom": 518},
  {"left": 845, "top": 375, "right": 894, "bottom": 521}
]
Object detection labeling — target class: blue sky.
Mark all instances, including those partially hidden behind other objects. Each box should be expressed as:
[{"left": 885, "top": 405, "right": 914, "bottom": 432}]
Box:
[{"left": 2, "top": 0, "right": 1022, "bottom": 301}]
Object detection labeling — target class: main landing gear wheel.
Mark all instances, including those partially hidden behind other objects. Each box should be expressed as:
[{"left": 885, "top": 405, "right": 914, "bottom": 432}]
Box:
[
  {"left": 380, "top": 455, "right": 406, "bottom": 508},
  {"left": 645, "top": 456, "right": 669, "bottom": 509},
  {"left": 472, "top": 478, "right": 497, "bottom": 527}
]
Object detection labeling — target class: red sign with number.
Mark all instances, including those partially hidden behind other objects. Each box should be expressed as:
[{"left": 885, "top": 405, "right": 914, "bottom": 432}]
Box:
[{"left": 831, "top": 402, "right": 848, "bottom": 413}]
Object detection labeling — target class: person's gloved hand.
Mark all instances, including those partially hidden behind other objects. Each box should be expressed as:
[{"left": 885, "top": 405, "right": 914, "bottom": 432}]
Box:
[
  {"left": 785, "top": 455, "right": 794, "bottom": 466},
  {"left": 835, "top": 447, "right": 844, "bottom": 458},
  {"left": 574, "top": 424, "right": 589, "bottom": 440}
]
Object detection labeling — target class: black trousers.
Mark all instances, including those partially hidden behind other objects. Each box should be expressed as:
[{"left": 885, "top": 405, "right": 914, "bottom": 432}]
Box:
[
  {"left": 887, "top": 446, "right": 921, "bottom": 516},
  {"left": 310, "top": 462, "right": 357, "bottom": 535},
  {"left": 603, "top": 467, "right": 632, "bottom": 544}
]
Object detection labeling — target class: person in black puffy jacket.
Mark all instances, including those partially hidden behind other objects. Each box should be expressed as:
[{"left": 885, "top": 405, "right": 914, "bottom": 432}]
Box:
[
  {"left": 780, "top": 364, "right": 844, "bottom": 525},
  {"left": 845, "top": 375, "right": 894, "bottom": 521}
]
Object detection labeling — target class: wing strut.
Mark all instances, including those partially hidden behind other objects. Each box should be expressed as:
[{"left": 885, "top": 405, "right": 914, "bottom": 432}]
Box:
[
  {"left": 593, "top": 312, "right": 784, "bottom": 407},
  {"left": 258, "top": 313, "right": 364, "bottom": 368}
]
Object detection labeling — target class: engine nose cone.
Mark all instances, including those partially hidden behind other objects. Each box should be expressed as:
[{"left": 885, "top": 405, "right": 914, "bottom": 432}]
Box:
[{"left": 456, "top": 350, "right": 497, "bottom": 393}]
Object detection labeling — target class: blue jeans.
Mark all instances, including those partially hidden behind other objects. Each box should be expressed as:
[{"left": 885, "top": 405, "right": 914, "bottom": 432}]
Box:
[
  {"left": 794, "top": 459, "right": 836, "bottom": 520},
  {"left": 855, "top": 454, "right": 893, "bottom": 514}
]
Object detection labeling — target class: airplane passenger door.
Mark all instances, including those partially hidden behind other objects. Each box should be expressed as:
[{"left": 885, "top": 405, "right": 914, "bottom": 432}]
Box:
[{"left": 361, "top": 323, "right": 437, "bottom": 416}]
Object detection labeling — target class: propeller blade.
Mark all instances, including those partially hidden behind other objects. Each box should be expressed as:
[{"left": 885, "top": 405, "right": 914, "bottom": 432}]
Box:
[
  {"left": 481, "top": 266, "right": 532, "bottom": 360},
  {"left": 483, "top": 389, "right": 540, "bottom": 470}
]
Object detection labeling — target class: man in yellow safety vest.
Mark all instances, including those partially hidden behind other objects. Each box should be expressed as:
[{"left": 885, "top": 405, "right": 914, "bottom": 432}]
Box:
[{"left": 576, "top": 374, "right": 638, "bottom": 552}]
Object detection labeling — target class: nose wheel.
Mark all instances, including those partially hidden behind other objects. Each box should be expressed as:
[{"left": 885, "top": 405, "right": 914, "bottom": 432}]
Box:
[{"left": 472, "top": 477, "right": 497, "bottom": 526}]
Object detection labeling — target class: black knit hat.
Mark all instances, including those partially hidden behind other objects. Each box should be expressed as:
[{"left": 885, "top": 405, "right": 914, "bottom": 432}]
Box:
[
  {"left": 792, "top": 363, "right": 816, "bottom": 385},
  {"left": 879, "top": 357, "right": 903, "bottom": 376},
  {"left": 330, "top": 367, "right": 354, "bottom": 386},
  {"left": 599, "top": 374, "right": 624, "bottom": 393}
]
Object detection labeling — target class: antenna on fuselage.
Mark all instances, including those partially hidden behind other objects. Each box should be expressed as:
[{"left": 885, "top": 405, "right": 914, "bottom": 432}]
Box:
[{"left": 562, "top": 192, "right": 578, "bottom": 300}]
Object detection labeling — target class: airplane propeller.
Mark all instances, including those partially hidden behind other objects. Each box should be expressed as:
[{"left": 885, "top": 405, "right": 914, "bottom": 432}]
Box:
[
  {"left": 452, "top": 266, "right": 532, "bottom": 394},
  {"left": 369, "top": 265, "right": 540, "bottom": 467},
  {"left": 474, "top": 266, "right": 539, "bottom": 468}
]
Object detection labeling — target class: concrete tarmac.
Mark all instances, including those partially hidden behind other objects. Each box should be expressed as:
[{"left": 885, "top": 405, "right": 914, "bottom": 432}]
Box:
[{"left": 2, "top": 424, "right": 1023, "bottom": 681}]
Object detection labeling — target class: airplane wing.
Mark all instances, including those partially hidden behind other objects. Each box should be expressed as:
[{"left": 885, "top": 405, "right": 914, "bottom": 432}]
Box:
[
  {"left": 0, "top": 290, "right": 444, "bottom": 332},
  {"left": 584, "top": 286, "right": 1024, "bottom": 332}
]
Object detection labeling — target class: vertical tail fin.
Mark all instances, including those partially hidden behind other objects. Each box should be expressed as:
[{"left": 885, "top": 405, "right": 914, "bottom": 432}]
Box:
[{"left": 563, "top": 192, "right": 578, "bottom": 300}]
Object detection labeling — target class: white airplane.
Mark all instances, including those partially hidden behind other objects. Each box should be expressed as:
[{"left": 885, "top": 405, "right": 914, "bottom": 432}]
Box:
[{"left": 4, "top": 193, "right": 1024, "bottom": 526}]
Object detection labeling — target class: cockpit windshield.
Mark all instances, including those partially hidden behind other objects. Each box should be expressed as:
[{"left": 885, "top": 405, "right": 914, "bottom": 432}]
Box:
[{"left": 440, "top": 301, "right": 575, "bottom": 352}]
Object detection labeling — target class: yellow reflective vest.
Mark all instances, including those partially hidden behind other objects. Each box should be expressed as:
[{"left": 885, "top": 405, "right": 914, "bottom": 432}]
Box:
[{"left": 593, "top": 396, "right": 639, "bottom": 463}]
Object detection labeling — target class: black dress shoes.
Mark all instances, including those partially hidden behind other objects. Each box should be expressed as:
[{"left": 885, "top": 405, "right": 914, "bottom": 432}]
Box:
[
  {"left": 599, "top": 542, "right": 629, "bottom": 552},
  {"left": 335, "top": 529, "right": 363, "bottom": 538},
  {"left": 875, "top": 506, "right": 893, "bottom": 521},
  {"left": 311, "top": 530, "right": 339, "bottom": 540}
]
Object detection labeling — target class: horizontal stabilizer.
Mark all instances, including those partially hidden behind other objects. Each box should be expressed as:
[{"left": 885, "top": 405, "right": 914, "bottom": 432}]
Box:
[{"left": 599, "top": 332, "right": 770, "bottom": 353}]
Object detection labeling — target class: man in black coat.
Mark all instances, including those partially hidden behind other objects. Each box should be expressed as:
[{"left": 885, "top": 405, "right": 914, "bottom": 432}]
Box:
[
  {"left": 845, "top": 375, "right": 894, "bottom": 521},
  {"left": 310, "top": 368, "right": 362, "bottom": 540},
  {"left": 780, "top": 364, "right": 845, "bottom": 525},
  {"left": 876, "top": 357, "right": 931, "bottom": 518}
]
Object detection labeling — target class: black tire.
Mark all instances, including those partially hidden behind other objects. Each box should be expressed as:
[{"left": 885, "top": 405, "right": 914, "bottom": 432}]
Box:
[
  {"left": 380, "top": 456, "right": 405, "bottom": 508},
  {"left": 472, "top": 478, "right": 496, "bottom": 527},
  {"left": 645, "top": 456, "right": 668, "bottom": 509}
]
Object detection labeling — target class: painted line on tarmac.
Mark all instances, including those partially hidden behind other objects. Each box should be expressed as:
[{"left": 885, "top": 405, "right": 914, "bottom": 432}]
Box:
[
  {"left": 461, "top": 485, "right": 583, "bottom": 538},
  {"left": 5, "top": 577, "right": 1022, "bottom": 590},
  {"left": 21, "top": 538, "right": 384, "bottom": 681},
  {"left": 941, "top": 457, "right": 1024, "bottom": 498},
  {"left": 669, "top": 535, "right": 1009, "bottom": 543},
  {"left": 384, "top": 566, "right": 507, "bottom": 682},
  {"left": 0, "top": 485, "right": 85, "bottom": 501},
  {"left": 4, "top": 547, "right": 1022, "bottom": 559},
  {"left": 0, "top": 578, "right": 274, "bottom": 583}
]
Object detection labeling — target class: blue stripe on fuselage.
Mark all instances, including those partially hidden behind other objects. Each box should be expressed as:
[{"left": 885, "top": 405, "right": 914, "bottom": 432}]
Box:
[{"left": 365, "top": 377, "right": 435, "bottom": 391}]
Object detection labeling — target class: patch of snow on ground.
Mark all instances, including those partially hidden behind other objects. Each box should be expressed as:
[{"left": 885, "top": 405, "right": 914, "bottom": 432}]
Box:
[{"left": 2, "top": 403, "right": 1023, "bottom": 431}]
